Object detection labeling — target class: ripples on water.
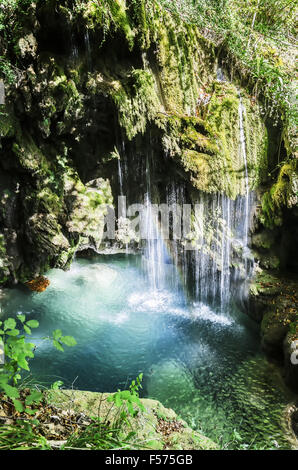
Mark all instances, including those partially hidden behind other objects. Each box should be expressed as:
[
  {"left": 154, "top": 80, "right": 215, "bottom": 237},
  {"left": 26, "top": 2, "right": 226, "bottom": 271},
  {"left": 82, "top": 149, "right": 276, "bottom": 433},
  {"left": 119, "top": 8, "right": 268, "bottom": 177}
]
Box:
[{"left": 0, "top": 255, "right": 293, "bottom": 449}]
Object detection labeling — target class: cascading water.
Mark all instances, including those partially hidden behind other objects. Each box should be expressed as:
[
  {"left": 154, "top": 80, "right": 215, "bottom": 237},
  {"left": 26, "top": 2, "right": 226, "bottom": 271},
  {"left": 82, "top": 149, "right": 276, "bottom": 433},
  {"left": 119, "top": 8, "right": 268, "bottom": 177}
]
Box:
[
  {"left": 142, "top": 154, "right": 171, "bottom": 291},
  {"left": 118, "top": 156, "right": 124, "bottom": 196},
  {"left": 185, "top": 192, "right": 247, "bottom": 310},
  {"left": 137, "top": 153, "right": 252, "bottom": 312},
  {"left": 84, "top": 29, "right": 92, "bottom": 72},
  {"left": 116, "top": 135, "right": 128, "bottom": 198},
  {"left": 143, "top": 194, "right": 168, "bottom": 290},
  {"left": 69, "top": 27, "right": 79, "bottom": 63}
]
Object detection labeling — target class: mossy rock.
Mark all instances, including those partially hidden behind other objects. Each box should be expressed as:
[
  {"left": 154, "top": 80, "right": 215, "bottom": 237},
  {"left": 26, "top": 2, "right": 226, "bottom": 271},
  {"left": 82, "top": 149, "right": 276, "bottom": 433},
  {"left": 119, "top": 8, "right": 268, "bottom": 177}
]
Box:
[
  {"left": 12, "top": 132, "right": 49, "bottom": 175},
  {"left": 47, "top": 390, "right": 218, "bottom": 450},
  {"left": 160, "top": 82, "right": 267, "bottom": 198},
  {"left": 261, "top": 159, "right": 298, "bottom": 228},
  {"left": 250, "top": 271, "right": 282, "bottom": 297}
]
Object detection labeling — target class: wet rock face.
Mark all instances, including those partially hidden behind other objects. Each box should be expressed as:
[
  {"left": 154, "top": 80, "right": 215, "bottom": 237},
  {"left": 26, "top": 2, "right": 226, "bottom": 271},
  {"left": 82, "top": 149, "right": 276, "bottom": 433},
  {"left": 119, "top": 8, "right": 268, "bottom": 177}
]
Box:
[
  {"left": 0, "top": 0, "right": 292, "bottom": 291},
  {"left": 249, "top": 271, "right": 298, "bottom": 391},
  {"left": 291, "top": 409, "right": 298, "bottom": 437},
  {"left": 284, "top": 335, "right": 298, "bottom": 393},
  {"left": 251, "top": 203, "right": 298, "bottom": 274}
]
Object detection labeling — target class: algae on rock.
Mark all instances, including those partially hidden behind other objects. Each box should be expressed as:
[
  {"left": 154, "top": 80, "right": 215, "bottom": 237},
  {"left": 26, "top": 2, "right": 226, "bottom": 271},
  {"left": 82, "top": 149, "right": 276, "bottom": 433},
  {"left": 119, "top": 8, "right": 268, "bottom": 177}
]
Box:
[{"left": 47, "top": 389, "right": 218, "bottom": 450}]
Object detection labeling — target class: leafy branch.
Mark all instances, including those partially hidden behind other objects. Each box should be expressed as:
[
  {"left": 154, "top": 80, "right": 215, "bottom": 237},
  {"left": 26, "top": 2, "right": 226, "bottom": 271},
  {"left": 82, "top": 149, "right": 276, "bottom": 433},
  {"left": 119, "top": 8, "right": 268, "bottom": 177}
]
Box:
[{"left": 0, "top": 315, "right": 76, "bottom": 414}]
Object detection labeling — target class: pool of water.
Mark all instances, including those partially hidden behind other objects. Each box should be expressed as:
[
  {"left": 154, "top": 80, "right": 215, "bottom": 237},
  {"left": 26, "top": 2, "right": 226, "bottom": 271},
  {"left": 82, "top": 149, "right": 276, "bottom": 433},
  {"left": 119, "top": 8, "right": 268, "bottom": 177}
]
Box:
[{"left": 0, "top": 255, "right": 293, "bottom": 448}]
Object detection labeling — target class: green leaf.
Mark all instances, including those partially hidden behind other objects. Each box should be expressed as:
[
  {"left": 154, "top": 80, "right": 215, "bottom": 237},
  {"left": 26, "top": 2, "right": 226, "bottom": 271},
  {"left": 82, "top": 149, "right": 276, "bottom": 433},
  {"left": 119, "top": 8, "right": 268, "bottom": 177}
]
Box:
[
  {"left": 52, "top": 329, "right": 62, "bottom": 340},
  {"left": 1, "top": 383, "right": 20, "bottom": 398},
  {"left": 17, "top": 356, "right": 29, "bottom": 371},
  {"left": 115, "top": 394, "right": 122, "bottom": 407},
  {"left": 6, "top": 329, "right": 20, "bottom": 336},
  {"left": 25, "top": 390, "right": 43, "bottom": 406},
  {"left": 127, "top": 402, "right": 134, "bottom": 416},
  {"left": 53, "top": 340, "right": 64, "bottom": 352},
  {"left": 129, "top": 394, "right": 139, "bottom": 404},
  {"left": 17, "top": 314, "right": 26, "bottom": 323},
  {"left": 22, "top": 344, "right": 35, "bottom": 359},
  {"left": 4, "top": 318, "right": 16, "bottom": 331},
  {"left": 26, "top": 320, "right": 39, "bottom": 329},
  {"left": 60, "top": 336, "right": 77, "bottom": 347},
  {"left": 25, "top": 408, "right": 38, "bottom": 416},
  {"left": 13, "top": 399, "right": 24, "bottom": 413},
  {"left": 51, "top": 380, "right": 64, "bottom": 390},
  {"left": 23, "top": 325, "right": 31, "bottom": 335},
  {"left": 120, "top": 390, "right": 131, "bottom": 400}
]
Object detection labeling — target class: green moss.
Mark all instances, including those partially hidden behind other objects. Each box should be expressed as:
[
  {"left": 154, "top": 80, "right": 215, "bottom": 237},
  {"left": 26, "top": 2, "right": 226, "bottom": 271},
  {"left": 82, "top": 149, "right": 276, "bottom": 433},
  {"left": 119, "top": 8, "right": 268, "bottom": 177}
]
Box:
[
  {"left": 140, "top": 2, "right": 215, "bottom": 114},
  {"left": 242, "top": 95, "right": 268, "bottom": 187},
  {"left": 80, "top": 0, "right": 135, "bottom": 49},
  {"left": 61, "top": 0, "right": 268, "bottom": 199},
  {"left": 181, "top": 149, "right": 210, "bottom": 190},
  {"left": 261, "top": 190, "right": 283, "bottom": 228},
  {"left": 0, "top": 109, "right": 17, "bottom": 138},
  {"left": 36, "top": 187, "right": 63, "bottom": 214},
  {"left": 12, "top": 132, "right": 49, "bottom": 175},
  {"left": 202, "top": 83, "right": 267, "bottom": 197},
  {"left": 272, "top": 161, "right": 298, "bottom": 207},
  {"left": 0, "top": 233, "right": 6, "bottom": 256},
  {"left": 159, "top": 84, "right": 267, "bottom": 198},
  {"left": 250, "top": 271, "right": 282, "bottom": 297},
  {"left": 0, "top": 233, "right": 10, "bottom": 285},
  {"left": 0, "top": 0, "right": 276, "bottom": 283},
  {"left": 261, "top": 159, "right": 298, "bottom": 228},
  {"left": 110, "top": 69, "right": 160, "bottom": 140}
]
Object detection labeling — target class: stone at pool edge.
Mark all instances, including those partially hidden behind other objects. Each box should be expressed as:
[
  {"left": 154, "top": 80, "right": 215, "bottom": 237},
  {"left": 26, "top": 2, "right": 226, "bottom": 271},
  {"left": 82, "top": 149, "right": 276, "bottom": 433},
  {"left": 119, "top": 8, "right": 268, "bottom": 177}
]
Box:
[
  {"left": 46, "top": 389, "right": 218, "bottom": 450},
  {"left": 25, "top": 276, "right": 50, "bottom": 292}
]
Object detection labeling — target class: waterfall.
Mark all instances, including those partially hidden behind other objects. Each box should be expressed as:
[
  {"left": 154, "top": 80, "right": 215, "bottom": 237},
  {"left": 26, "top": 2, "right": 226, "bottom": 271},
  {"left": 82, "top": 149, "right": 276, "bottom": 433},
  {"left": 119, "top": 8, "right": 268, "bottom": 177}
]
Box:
[
  {"left": 143, "top": 194, "right": 169, "bottom": 290},
  {"left": 117, "top": 120, "right": 253, "bottom": 309},
  {"left": 189, "top": 192, "right": 234, "bottom": 310},
  {"left": 118, "top": 157, "right": 124, "bottom": 196},
  {"left": 139, "top": 177, "right": 251, "bottom": 308},
  {"left": 142, "top": 154, "right": 169, "bottom": 291},
  {"left": 220, "top": 196, "right": 231, "bottom": 308},
  {"left": 69, "top": 28, "right": 79, "bottom": 63},
  {"left": 84, "top": 29, "right": 92, "bottom": 72},
  {"left": 216, "top": 67, "right": 226, "bottom": 82}
]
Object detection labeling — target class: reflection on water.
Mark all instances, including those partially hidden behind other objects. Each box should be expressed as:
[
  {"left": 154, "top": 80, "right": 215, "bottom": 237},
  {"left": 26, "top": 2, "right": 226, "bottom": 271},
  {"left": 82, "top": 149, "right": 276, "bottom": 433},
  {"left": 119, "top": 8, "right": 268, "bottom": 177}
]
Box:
[{"left": 0, "top": 255, "right": 293, "bottom": 448}]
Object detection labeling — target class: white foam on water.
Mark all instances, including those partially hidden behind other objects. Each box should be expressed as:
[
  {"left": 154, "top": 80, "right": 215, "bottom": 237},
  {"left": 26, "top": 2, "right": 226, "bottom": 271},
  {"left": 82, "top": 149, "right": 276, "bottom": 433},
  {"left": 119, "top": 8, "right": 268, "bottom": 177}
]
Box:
[
  {"left": 191, "top": 303, "right": 234, "bottom": 326},
  {"left": 128, "top": 290, "right": 177, "bottom": 313},
  {"left": 110, "top": 310, "right": 130, "bottom": 325}
]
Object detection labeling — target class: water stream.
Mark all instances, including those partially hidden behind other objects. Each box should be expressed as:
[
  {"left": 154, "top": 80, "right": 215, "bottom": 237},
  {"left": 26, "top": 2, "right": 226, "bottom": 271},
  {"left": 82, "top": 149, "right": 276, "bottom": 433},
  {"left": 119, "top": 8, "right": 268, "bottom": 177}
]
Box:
[{"left": 0, "top": 255, "right": 292, "bottom": 448}]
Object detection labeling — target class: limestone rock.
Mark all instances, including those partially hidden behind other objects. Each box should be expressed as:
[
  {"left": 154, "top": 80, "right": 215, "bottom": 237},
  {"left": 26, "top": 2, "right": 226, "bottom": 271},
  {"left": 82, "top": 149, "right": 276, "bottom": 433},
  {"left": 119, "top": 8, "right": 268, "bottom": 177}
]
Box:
[
  {"left": 18, "top": 34, "right": 38, "bottom": 58},
  {"left": 47, "top": 390, "right": 218, "bottom": 450}
]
